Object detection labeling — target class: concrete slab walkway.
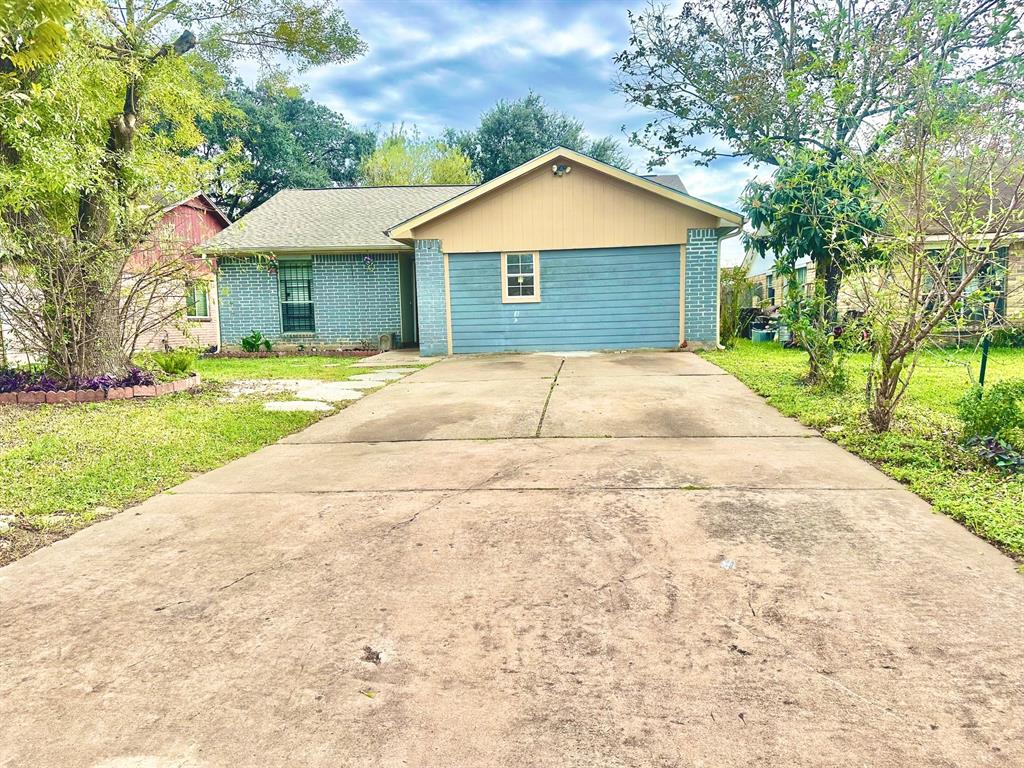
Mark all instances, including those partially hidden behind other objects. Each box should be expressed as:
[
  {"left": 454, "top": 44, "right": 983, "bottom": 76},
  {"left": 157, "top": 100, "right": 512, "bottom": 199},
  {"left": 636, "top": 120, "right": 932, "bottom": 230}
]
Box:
[{"left": 1, "top": 351, "right": 1022, "bottom": 767}]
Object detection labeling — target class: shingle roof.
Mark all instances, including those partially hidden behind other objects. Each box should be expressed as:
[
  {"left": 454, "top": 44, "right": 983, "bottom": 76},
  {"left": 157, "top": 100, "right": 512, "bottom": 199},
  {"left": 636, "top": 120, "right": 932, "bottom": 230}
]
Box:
[
  {"left": 204, "top": 185, "right": 475, "bottom": 253},
  {"left": 642, "top": 174, "right": 688, "bottom": 194}
]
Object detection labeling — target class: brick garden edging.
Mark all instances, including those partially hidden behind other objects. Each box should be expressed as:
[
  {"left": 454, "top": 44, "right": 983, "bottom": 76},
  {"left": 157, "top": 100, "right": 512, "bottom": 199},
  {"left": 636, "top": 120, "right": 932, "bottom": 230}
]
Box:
[{"left": 0, "top": 373, "right": 200, "bottom": 406}]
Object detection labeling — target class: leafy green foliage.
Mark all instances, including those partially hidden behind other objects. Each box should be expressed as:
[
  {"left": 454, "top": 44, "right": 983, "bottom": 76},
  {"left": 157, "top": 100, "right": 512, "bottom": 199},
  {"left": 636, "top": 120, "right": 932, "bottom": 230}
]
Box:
[
  {"left": 966, "top": 435, "right": 1024, "bottom": 473},
  {"left": 742, "top": 151, "right": 881, "bottom": 384},
  {"left": 0, "top": 0, "right": 80, "bottom": 83},
  {"left": 0, "top": 0, "right": 365, "bottom": 379},
  {"left": 448, "top": 92, "right": 631, "bottom": 181},
  {"left": 743, "top": 152, "right": 883, "bottom": 271},
  {"left": 703, "top": 341, "right": 1024, "bottom": 555},
  {"left": 718, "top": 266, "right": 753, "bottom": 348},
  {"left": 147, "top": 349, "right": 199, "bottom": 376},
  {"left": 360, "top": 128, "right": 479, "bottom": 186},
  {"left": 241, "top": 330, "right": 273, "bottom": 353},
  {"left": 958, "top": 380, "right": 1024, "bottom": 441},
  {"left": 198, "top": 78, "right": 375, "bottom": 219},
  {"left": 616, "top": 0, "right": 1024, "bottom": 167}
]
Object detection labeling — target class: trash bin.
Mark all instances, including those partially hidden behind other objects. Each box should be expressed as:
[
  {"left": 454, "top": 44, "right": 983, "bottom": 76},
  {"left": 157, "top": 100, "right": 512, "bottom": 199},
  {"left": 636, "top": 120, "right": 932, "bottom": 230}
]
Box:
[{"left": 751, "top": 329, "right": 776, "bottom": 343}]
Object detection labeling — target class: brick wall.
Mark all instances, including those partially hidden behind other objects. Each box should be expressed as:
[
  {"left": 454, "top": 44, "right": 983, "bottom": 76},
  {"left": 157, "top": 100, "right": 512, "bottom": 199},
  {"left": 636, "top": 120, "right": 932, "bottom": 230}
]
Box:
[
  {"left": 312, "top": 254, "right": 402, "bottom": 346},
  {"left": 684, "top": 228, "right": 721, "bottom": 347},
  {"left": 217, "top": 258, "right": 281, "bottom": 345},
  {"left": 218, "top": 253, "right": 404, "bottom": 348},
  {"left": 414, "top": 239, "right": 448, "bottom": 356}
]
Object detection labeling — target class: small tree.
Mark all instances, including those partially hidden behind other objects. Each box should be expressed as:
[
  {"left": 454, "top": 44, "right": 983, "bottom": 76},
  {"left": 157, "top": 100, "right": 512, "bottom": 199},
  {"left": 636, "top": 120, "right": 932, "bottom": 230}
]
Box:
[
  {"left": 848, "top": 103, "right": 1024, "bottom": 432},
  {"left": 742, "top": 152, "right": 884, "bottom": 385},
  {"left": 719, "top": 265, "right": 753, "bottom": 348},
  {"left": 360, "top": 128, "right": 479, "bottom": 186}
]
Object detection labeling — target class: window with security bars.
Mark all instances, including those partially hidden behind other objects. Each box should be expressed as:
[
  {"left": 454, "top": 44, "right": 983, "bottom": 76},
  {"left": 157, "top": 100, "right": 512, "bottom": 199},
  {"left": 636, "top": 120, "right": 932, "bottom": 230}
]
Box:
[
  {"left": 502, "top": 252, "right": 540, "bottom": 303},
  {"left": 279, "top": 261, "right": 315, "bottom": 332}
]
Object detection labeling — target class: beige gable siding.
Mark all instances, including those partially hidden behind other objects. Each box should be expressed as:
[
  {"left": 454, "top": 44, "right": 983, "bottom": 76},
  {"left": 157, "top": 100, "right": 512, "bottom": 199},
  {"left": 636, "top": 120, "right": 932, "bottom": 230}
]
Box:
[{"left": 408, "top": 161, "right": 720, "bottom": 253}]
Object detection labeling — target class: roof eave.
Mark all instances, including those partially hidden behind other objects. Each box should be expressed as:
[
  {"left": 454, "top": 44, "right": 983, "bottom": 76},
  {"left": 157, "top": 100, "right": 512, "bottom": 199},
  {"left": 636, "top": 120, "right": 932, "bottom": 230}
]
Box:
[
  {"left": 386, "top": 146, "right": 743, "bottom": 240},
  {"left": 203, "top": 244, "right": 413, "bottom": 256}
]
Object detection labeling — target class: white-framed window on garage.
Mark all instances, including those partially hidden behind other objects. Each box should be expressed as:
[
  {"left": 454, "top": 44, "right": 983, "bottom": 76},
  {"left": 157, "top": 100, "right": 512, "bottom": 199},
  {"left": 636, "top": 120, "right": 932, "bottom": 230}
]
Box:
[{"left": 501, "top": 251, "right": 540, "bottom": 303}]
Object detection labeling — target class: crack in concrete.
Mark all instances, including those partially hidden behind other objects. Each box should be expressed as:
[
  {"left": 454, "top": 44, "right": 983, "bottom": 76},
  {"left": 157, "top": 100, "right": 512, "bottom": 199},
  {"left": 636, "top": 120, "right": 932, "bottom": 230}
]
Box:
[{"left": 534, "top": 358, "right": 565, "bottom": 437}]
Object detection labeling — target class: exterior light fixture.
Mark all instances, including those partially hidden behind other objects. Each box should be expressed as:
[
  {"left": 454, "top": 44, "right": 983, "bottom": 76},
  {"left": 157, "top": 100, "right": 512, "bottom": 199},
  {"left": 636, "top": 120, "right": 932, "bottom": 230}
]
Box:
[{"left": 552, "top": 163, "right": 572, "bottom": 176}]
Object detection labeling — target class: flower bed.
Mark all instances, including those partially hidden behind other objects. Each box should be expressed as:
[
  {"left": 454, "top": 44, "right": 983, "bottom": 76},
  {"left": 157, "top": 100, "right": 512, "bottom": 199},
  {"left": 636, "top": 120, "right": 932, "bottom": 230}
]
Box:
[{"left": 0, "top": 371, "right": 200, "bottom": 406}]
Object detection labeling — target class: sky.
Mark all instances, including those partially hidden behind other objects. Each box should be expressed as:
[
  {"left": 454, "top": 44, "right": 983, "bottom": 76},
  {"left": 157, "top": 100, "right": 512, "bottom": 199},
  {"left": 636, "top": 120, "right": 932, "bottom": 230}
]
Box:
[{"left": 291, "top": 0, "right": 760, "bottom": 264}]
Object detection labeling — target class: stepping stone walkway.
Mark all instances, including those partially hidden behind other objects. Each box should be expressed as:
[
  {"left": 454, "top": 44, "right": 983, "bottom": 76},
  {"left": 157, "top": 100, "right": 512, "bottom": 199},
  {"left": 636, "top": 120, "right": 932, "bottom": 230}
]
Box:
[
  {"left": 264, "top": 401, "right": 334, "bottom": 412},
  {"left": 223, "top": 368, "right": 418, "bottom": 412},
  {"left": 349, "top": 369, "right": 412, "bottom": 382}
]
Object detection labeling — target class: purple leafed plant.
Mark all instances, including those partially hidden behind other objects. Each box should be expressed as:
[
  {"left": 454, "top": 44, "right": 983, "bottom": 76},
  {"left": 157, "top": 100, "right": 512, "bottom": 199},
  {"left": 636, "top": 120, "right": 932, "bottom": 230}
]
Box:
[{"left": 0, "top": 366, "right": 154, "bottom": 392}]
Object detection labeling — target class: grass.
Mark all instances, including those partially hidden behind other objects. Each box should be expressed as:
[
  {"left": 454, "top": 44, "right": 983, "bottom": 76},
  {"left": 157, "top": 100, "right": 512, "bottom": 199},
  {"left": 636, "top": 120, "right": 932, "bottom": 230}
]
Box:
[
  {"left": 702, "top": 341, "right": 1024, "bottom": 558},
  {"left": 196, "top": 355, "right": 375, "bottom": 382},
  {"left": 0, "top": 355, "right": 372, "bottom": 564}
]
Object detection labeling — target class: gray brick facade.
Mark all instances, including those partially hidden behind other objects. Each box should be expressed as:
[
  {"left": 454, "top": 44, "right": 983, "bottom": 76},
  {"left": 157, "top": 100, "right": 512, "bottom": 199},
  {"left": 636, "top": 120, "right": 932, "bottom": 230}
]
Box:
[
  {"left": 414, "top": 239, "right": 448, "bottom": 356},
  {"left": 684, "top": 228, "right": 721, "bottom": 347},
  {"left": 218, "top": 253, "right": 403, "bottom": 348},
  {"left": 217, "top": 257, "right": 281, "bottom": 345}
]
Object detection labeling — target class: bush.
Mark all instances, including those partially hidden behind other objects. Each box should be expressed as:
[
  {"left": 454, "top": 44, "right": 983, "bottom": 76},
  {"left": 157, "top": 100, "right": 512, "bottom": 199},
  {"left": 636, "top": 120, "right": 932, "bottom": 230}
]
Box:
[
  {"left": 241, "top": 330, "right": 272, "bottom": 353},
  {"left": 957, "top": 378, "right": 1024, "bottom": 440},
  {"left": 991, "top": 326, "right": 1024, "bottom": 348},
  {"left": 148, "top": 349, "right": 199, "bottom": 376}
]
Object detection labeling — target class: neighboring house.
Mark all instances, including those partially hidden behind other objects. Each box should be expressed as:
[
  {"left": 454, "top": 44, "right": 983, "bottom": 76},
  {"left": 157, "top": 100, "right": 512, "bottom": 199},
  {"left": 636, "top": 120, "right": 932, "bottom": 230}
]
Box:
[
  {"left": 134, "top": 192, "right": 230, "bottom": 352},
  {"left": 745, "top": 243, "right": 1023, "bottom": 325},
  {"left": 205, "top": 147, "right": 743, "bottom": 354},
  {"left": 744, "top": 247, "right": 816, "bottom": 306},
  {"left": 0, "top": 192, "right": 228, "bottom": 366}
]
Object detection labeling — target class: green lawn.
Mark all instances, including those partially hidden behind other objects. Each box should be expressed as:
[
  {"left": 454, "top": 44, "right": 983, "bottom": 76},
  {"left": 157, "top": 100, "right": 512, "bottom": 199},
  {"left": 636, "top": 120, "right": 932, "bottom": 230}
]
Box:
[
  {"left": 0, "top": 355, "right": 373, "bottom": 564},
  {"left": 702, "top": 341, "right": 1024, "bottom": 558},
  {"left": 196, "top": 354, "right": 376, "bottom": 382}
]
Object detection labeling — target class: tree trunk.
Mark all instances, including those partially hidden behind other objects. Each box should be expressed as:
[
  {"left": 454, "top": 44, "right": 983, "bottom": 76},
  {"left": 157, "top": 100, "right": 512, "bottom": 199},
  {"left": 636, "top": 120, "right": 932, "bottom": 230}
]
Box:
[{"left": 867, "top": 354, "right": 903, "bottom": 432}]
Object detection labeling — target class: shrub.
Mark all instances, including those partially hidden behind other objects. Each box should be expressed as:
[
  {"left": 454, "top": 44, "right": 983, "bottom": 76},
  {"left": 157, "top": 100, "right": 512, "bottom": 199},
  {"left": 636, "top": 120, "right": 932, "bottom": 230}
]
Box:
[
  {"left": 148, "top": 349, "right": 199, "bottom": 376},
  {"left": 957, "top": 378, "right": 1024, "bottom": 441},
  {"left": 991, "top": 326, "right": 1024, "bottom": 348},
  {"left": 966, "top": 435, "right": 1024, "bottom": 473},
  {"left": 241, "top": 330, "right": 272, "bottom": 353}
]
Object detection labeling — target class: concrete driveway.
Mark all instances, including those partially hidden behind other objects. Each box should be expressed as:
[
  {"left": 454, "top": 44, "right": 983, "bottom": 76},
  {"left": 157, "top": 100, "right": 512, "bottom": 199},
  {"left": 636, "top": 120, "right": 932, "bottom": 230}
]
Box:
[{"left": 1, "top": 352, "right": 1021, "bottom": 767}]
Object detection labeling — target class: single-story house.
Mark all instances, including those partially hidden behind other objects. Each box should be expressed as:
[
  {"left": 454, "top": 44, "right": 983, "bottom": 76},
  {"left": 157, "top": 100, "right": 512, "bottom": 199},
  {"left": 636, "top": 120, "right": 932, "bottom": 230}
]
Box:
[{"left": 204, "top": 147, "right": 744, "bottom": 355}]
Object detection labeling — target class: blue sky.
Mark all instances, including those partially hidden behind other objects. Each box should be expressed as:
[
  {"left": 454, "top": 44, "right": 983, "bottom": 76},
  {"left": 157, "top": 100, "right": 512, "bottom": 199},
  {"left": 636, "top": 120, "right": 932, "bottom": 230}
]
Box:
[{"left": 294, "top": 0, "right": 759, "bottom": 263}]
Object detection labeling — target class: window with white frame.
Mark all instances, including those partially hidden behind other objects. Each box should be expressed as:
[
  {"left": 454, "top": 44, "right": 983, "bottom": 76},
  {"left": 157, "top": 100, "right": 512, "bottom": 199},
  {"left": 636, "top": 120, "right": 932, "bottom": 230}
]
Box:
[
  {"left": 501, "top": 251, "right": 540, "bottom": 303},
  {"left": 186, "top": 282, "right": 210, "bottom": 318}
]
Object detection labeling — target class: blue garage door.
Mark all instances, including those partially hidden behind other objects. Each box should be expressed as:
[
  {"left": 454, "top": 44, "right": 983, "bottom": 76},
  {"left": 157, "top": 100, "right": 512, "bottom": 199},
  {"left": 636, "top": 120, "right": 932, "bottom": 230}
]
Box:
[{"left": 449, "top": 245, "right": 680, "bottom": 353}]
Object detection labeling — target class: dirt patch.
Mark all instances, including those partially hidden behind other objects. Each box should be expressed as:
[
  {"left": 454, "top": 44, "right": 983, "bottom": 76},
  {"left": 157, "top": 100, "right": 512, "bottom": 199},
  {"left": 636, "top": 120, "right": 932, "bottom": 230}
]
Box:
[{"left": 0, "top": 512, "right": 114, "bottom": 567}]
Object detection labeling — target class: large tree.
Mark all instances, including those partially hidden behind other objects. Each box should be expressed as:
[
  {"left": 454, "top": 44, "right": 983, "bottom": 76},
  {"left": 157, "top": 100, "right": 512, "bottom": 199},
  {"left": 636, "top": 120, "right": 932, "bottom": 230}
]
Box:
[
  {"left": 449, "top": 92, "right": 631, "bottom": 181},
  {"left": 0, "top": 0, "right": 364, "bottom": 378},
  {"left": 198, "top": 79, "right": 375, "bottom": 220},
  {"left": 616, "top": 0, "right": 1024, "bottom": 167}
]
